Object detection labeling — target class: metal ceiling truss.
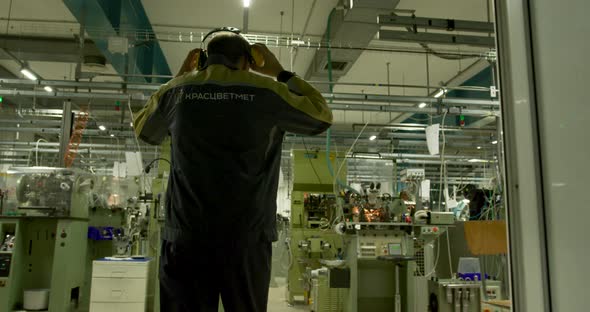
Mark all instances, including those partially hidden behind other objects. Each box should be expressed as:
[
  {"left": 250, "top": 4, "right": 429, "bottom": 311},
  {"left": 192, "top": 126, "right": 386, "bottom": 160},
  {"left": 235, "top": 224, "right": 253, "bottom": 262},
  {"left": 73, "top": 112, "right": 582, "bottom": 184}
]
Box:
[
  {"left": 0, "top": 81, "right": 499, "bottom": 118},
  {"left": 378, "top": 15, "right": 495, "bottom": 33},
  {"left": 378, "top": 14, "right": 496, "bottom": 48}
]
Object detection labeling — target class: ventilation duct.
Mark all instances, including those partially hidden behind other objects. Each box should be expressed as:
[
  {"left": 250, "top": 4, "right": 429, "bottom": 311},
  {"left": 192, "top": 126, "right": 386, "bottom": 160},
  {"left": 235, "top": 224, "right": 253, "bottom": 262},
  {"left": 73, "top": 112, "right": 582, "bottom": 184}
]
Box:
[
  {"left": 82, "top": 55, "right": 108, "bottom": 72},
  {"left": 304, "top": 0, "right": 400, "bottom": 92}
]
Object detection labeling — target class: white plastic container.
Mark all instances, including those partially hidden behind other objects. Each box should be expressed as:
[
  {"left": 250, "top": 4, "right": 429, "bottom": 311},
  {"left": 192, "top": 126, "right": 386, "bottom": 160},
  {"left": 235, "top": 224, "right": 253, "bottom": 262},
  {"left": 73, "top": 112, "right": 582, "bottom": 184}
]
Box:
[
  {"left": 23, "top": 289, "right": 50, "bottom": 310},
  {"left": 457, "top": 257, "right": 481, "bottom": 274}
]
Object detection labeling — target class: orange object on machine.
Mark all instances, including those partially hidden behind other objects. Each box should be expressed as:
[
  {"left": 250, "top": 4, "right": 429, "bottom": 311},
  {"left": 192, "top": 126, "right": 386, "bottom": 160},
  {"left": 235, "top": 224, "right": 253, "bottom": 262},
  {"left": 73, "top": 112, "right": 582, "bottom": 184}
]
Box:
[
  {"left": 464, "top": 221, "right": 508, "bottom": 255},
  {"left": 64, "top": 108, "right": 89, "bottom": 168}
]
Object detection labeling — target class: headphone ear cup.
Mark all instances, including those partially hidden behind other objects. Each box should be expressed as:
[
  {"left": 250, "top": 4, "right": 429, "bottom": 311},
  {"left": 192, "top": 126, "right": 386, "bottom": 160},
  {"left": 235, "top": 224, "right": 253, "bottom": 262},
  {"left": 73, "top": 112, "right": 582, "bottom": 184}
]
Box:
[
  {"left": 197, "top": 49, "right": 207, "bottom": 70},
  {"left": 250, "top": 46, "right": 265, "bottom": 67}
]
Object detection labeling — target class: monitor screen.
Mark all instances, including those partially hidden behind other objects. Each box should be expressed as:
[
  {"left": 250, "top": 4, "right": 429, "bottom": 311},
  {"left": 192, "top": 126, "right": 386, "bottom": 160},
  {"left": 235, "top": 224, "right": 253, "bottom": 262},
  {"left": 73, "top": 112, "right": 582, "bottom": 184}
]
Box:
[{"left": 388, "top": 243, "right": 402, "bottom": 255}]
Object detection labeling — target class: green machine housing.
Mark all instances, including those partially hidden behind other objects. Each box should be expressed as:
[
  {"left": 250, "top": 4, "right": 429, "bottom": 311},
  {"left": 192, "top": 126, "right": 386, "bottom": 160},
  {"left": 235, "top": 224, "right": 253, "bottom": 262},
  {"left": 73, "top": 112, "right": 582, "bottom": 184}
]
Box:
[
  {"left": 0, "top": 167, "right": 92, "bottom": 312},
  {"left": 287, "top": 150, "right": 347, "bottom": 304}
]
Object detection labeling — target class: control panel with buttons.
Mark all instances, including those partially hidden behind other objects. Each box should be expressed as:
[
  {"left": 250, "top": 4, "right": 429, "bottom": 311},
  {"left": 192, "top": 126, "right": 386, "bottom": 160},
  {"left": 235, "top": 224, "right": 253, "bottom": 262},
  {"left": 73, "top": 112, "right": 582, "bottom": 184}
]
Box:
[
  {"left": 420, "top": 226, "right": 440, "bottom": 235},
  {"left": 356, "top": 230, "right": 412, "bottom": 259}
]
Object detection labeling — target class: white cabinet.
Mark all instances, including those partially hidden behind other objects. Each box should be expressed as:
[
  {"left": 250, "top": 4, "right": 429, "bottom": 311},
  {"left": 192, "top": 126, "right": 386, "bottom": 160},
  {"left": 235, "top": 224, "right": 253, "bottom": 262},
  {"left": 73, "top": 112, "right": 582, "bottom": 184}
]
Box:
[{"left": 89, "top": 258, "right": 154, "bottom": 312}]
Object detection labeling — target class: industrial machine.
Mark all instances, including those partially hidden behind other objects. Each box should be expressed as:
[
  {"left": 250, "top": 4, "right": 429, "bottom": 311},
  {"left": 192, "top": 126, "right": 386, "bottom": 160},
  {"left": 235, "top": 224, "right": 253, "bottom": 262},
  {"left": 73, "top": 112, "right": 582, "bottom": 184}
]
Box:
[
  {"left": 348, "top": 187, "right": 407, "bottom": 223},
  {"left": 309, "top": 266, "right": 349, "bottom": 312},
  {"left": 118, "top": 192, "right": 153, "bottom": 257},
  {"left": 428, "top": 279, "right": 482, "bottom": 312},
  {"left": 0, "top": 167, "right": 92, "bottom": 312},
  {"left": 337, "top": 225, "right": 451, "bottom": 312},
  {"left": 343, "top": 225, "right": 416, "bottom": 312},
  {"left": 287, "top": 150, "right": 347, "bottom": 304},
  {"left": 288, "top": 153, "right": 460, "bottom": 311},
  {"left": 428, "top": 276, "right": 504, "bottom": 311},
  {"left": 9, "top": 167, "right": 93, "bottom": 218}
]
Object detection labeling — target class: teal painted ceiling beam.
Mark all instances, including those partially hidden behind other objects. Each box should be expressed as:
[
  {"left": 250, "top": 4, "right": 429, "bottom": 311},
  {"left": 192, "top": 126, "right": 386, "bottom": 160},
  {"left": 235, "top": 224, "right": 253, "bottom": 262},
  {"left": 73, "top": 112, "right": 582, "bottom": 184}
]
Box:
[
  {"left": 64, "top": 0, "right": 171, "bottom": 84},
  {"left": 403, "top": 66, "right": 493, "bottom": 127}
]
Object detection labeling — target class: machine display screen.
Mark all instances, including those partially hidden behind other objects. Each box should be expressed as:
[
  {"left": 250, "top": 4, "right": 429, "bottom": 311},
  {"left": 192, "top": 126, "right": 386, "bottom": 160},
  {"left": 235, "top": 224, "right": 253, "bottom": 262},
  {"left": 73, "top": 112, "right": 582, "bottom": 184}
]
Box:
[{"left": 388, "top": 243, "right": 402, "bottom": 255}]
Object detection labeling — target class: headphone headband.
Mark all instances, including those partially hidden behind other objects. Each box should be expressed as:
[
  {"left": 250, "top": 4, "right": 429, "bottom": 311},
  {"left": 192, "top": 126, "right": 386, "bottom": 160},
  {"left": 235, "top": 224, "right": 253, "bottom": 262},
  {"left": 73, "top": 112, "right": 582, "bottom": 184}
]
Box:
[
  {"left": 202, "top": 27, "right": 242, "bottom": 43},
  {"left": 200, "top": 27, "right": 257, "bottom": 70}
]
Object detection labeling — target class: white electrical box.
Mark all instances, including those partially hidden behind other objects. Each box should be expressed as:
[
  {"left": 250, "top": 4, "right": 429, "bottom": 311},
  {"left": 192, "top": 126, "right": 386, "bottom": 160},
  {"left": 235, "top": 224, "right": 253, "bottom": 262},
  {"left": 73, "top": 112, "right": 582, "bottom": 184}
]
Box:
[
  {"left": 107, "top": 36, "right": 129, "bottom": 54},
  {"left": 429, "top": 211, "right": 455, "bottom": 225},
  {"left": 400, "top": 168, "right": 425, "bottom": 182}
]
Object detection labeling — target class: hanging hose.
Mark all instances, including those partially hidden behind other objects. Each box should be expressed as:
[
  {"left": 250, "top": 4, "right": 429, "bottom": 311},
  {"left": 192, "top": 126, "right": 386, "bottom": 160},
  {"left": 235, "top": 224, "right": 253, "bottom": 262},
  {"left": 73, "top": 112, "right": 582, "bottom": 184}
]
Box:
[{"left": 324, "top": 8, "right": 360, "bottom": 196}]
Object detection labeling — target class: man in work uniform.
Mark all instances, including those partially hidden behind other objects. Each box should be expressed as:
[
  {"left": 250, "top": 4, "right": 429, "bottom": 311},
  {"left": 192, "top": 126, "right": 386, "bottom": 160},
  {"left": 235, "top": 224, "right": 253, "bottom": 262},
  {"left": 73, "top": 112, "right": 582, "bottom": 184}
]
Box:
[{"left": 133, "top": 33, "right": 332, "bottom": 312}]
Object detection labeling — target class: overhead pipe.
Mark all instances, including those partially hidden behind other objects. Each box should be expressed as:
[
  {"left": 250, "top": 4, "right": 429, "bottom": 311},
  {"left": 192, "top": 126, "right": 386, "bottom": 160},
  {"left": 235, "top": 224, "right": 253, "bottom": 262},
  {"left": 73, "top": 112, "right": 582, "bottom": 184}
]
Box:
[
  {"left": 0, "top": 119, "right": 135, "bottom": 129},
  {"left": 324, "top": 7, "right": 359, "bottom": 195},
  {"left": 0, "top": 88, "right": 499, "bottom": 117},
  {"left": 395, "top": 159, "right": 495, "bottom": 165},
  {"left": 0, "top": 77, "right": 490, "bottom": 93},
  {"left": 0, "top": 78, "right": 499, "bottom": 106},
  {"left": 0, "top": 141, "right": 152, "bottom": 150},
  {"left": 0, "top": 147, "right": 158, "bottom": 156},
  {"left": 293, "top": 130, "right": 497, "bottom": 141},
  {"left": 351, "top": 123, "right": 497, "bottom": 133},
  {"left": 348, "top": 174, "right": 489, "bottom": 181}
]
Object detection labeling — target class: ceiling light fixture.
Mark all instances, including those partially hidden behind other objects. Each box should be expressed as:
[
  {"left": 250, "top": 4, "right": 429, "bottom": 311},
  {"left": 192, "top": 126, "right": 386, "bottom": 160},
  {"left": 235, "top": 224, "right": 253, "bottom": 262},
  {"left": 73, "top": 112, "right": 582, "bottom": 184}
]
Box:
[
  {"left": 291, "top": 40, "right": 305, "bottom": 45},
  {"left": 243, "top": 0, "right": 250, "bottom": 7},
  {"left": 491, "top": 140, "right": 498, "bottom": 145},
  {"left": 20, "top": 68, "right": 37, "bottom": 81},
  {"left": 369, "top": 135, "right": 377, "bottom": 141},
  {"left": 110, "top": 134, "right": 115, "bottom": 137},
  {"left": 98, "top": 125, "right": 106, "bottom": 131},
  {"left": 477, "top": 146, "right": 482, "bottom": 150},
  {"left": 129, "top": 122, "right": 133, "bottom": 127},
  {"left": 351, "top": 152, "right": 382, "bottom": 159},
  {"left": 418, "top": 102, "right": 427, "bottom": 108},
  {"left": 433, "top": 89, "right": 445, "bottom": 98},
  {"left": 44, "top": 86, "right": 53, "bottom": 92}
]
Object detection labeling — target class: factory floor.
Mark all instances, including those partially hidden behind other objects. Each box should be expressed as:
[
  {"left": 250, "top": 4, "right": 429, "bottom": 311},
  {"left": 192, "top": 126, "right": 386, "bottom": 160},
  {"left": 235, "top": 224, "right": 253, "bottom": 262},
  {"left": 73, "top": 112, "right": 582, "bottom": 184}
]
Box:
[{"left": 267, "top": 285, "right": 307, "bottom": 312}]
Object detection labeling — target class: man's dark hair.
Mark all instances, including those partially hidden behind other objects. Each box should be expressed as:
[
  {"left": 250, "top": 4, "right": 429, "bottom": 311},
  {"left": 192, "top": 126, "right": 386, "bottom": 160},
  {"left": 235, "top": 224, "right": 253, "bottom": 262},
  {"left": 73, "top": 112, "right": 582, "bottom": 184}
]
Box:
[{"left": 207, "top": 34, "right": 251, "bottom": 65}]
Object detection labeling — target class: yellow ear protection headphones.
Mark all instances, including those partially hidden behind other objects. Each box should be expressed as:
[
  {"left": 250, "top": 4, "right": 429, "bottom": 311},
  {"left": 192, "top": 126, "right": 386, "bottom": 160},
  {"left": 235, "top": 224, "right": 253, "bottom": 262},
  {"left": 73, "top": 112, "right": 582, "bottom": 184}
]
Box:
[{"left": 196, "top": 26, "right": 265, "bottom": 70}]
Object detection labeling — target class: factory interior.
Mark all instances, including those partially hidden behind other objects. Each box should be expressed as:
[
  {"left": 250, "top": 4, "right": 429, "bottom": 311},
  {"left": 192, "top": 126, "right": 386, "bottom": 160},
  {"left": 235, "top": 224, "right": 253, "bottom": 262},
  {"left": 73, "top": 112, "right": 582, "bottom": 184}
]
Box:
[{"left": 0, "top": 0, "right": 587, "bottom": 311}]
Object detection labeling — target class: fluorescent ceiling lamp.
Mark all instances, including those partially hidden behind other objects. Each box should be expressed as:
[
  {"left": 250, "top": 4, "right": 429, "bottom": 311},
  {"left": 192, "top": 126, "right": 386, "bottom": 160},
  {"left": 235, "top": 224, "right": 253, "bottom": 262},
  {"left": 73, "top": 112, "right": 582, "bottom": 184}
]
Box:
[
  {"left": 20, "top": 68, "right": 37, "bottom": 81},
  {"left": 291, "top": 40, "right": 305, "bottom": 45},
  {"left": 418, "top": 102, "right": 427, "bottom": 108},
  {"left": 243, "top": 0, "right": 250, "bottom": 7},
  {"left": 98, "top": 125, "right": 106, "bottom": 131},
  {"left": 491, "top": 140, "right": 498, "bottom": 144},
  {"left": 433, "top": 89, "right": 445, "bottom": 98},
  {"left": 468, "top": 158, "right": 485, "bottom": 163},
  {"left": 110, "top": 134, "right": 115, "bottom": 137},
  {"left": 129, "top": 122, "right": 133, "bottom": 127},
  {"left": 369, "top": 135, "right": 377, "bottom": 141},
  {"left": 477, "top": 146, "right": 482, "bottom": 150},
  {"left": 44, "top": 86, "right": 53, "bottom": 92}
]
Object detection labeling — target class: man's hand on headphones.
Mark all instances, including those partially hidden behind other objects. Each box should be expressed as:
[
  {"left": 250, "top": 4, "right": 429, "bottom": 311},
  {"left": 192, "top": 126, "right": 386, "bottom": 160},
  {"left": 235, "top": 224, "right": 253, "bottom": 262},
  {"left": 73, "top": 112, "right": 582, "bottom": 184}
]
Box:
[
  {"left": 250, "top": 44, "right": 284, "bottom": 78},
  {"left": 176, "top": 48, "right": 201, "bottom": 77}
]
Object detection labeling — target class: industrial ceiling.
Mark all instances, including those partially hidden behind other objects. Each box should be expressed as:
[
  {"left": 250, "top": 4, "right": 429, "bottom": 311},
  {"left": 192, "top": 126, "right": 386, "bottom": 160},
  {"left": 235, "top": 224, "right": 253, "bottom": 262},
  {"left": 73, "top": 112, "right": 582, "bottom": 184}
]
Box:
[{"left": 0, "top": 0, "right": 499, "bottom": 187}]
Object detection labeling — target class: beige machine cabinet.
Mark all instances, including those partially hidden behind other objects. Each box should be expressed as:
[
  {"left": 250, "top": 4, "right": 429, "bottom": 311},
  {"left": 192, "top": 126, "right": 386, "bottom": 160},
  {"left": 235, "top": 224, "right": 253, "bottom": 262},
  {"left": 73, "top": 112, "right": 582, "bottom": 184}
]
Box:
[
  {"left": 90, "top": 258, "right": 154, "bottom": 312},
  {"left": 345, "top": 229, "right": 415, "bottom": 312}
]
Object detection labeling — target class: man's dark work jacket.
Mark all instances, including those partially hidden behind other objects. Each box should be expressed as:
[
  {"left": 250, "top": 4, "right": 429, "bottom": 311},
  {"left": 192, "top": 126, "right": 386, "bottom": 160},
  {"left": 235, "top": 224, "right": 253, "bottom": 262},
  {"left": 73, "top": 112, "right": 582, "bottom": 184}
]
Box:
[{"left": 134, "top": 64, "right": 332, "bottom": 243}]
